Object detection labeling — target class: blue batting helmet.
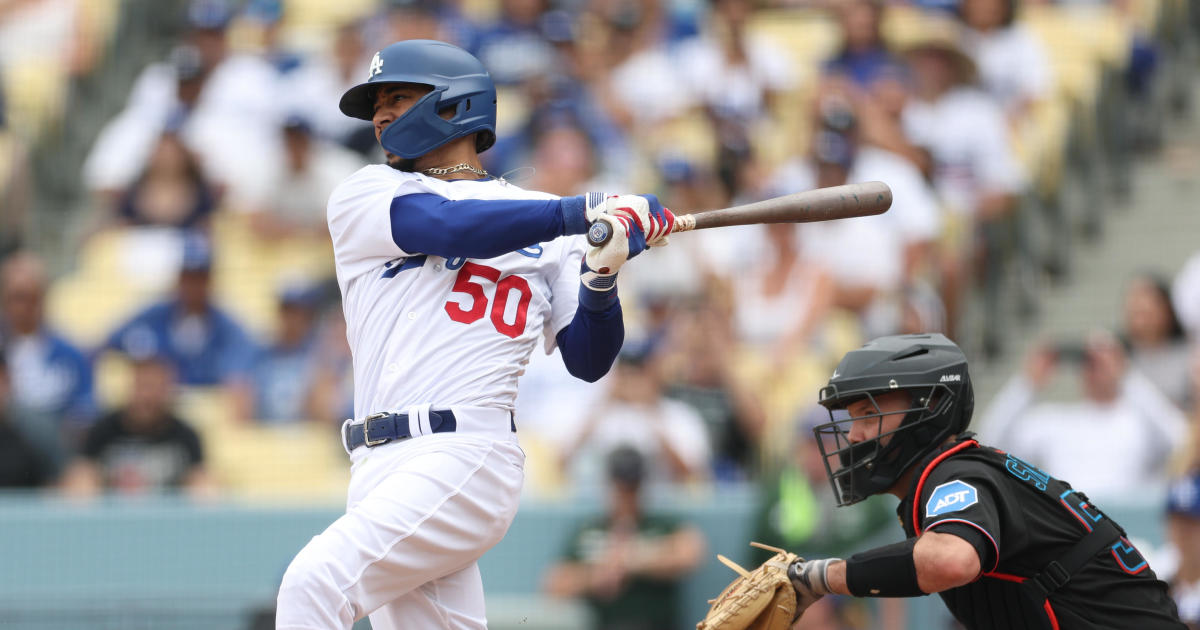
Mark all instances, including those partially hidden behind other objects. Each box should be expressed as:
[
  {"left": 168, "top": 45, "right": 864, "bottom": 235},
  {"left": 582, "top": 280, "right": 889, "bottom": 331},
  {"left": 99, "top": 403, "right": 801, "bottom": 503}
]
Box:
[{"left": 339, "top": 39, "right": 497, "bottom": 159}]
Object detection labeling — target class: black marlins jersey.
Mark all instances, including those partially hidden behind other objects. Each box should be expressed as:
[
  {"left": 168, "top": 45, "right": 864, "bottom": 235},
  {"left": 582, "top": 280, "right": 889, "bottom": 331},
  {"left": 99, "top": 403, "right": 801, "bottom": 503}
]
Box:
[{"left": 897, "top": 437, "right": 1185, "bottom": 630}]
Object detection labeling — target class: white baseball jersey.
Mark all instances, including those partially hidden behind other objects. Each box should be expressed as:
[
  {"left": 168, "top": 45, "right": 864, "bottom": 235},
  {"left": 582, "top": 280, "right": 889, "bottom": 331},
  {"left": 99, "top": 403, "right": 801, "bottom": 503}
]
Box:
[{"left": 327, "top": 165, "right": 585, "bottom": 420}]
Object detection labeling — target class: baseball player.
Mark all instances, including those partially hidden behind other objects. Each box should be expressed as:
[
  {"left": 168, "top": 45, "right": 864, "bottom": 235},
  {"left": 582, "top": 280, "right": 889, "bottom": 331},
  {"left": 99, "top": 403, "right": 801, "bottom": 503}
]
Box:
[
  {"left": 274, "top": 40, "right": 673, "bottom": 630},
  {"left": 703, "top": 333, "right": 1185, "bottom": 629}
]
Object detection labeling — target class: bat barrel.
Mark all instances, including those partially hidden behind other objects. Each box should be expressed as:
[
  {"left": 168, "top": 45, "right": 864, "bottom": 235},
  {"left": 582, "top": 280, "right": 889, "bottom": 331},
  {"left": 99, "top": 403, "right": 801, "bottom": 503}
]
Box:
[{"left": 692, "top": 181, "right": 892, "bottom": 230}]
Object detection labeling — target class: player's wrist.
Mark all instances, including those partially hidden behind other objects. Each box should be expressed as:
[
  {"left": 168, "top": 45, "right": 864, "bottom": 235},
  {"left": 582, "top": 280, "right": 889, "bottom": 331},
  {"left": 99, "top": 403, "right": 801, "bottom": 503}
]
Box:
[
  {"left": 578, "top": 262, "right": 619, "bottom": 311},
  {"left": 559, "top": 192, "right": 608, "bottom": 236},
  {"left": 788, "top": 557, "right": 839, "bottom": 597}
]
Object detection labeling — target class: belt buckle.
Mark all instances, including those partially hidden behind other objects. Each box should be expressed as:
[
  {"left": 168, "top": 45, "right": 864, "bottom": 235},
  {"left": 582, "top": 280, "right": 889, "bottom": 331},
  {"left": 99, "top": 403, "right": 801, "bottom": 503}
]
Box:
[{"left": 363, "top": 412, "right": 392, "bottom": 447}]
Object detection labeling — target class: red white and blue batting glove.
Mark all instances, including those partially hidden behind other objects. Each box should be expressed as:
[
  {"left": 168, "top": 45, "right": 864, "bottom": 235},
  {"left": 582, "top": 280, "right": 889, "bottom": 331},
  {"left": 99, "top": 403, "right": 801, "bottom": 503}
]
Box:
[{"left": 560, "top": 193, "right": 675, "bottom": 247}]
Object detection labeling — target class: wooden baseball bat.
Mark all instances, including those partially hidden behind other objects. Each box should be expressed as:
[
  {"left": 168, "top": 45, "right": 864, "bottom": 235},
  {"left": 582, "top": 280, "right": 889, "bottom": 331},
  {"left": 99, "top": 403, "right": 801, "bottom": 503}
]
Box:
[{"left": 585, "top": 181, "right": 893, "bottom": 247}]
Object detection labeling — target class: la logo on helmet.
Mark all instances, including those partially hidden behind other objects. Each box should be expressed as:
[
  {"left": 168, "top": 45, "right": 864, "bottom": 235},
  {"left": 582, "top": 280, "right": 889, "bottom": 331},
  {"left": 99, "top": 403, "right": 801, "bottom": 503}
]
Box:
[{"left": 369, "top": 52, "right": 384, "bottom": 78}]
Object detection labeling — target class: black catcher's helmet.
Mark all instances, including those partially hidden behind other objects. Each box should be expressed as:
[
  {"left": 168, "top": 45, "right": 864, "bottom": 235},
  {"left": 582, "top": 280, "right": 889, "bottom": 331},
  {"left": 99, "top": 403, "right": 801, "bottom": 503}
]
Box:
[{"left": 814, "top": 333, "right": 974, "bottom": 506}]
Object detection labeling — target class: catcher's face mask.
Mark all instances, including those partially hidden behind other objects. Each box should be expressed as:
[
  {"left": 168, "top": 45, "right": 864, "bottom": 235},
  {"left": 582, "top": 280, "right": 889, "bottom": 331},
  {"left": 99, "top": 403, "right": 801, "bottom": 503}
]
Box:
[{"left": 813, "top": 385, "right": 954, "bottom": 506}]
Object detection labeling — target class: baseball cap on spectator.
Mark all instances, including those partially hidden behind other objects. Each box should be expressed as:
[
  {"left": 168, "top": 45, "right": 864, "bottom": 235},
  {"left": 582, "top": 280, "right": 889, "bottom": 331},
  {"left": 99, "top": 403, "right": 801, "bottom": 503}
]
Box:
[
  {"left": 890, "top": 14, "right": 977, "bottom": 84},
  {"left": 277, "top": 281, "right": 323, "bottom": 309},
  {"left": 188, "top": 0, "right": 234, "bottom": 31},
  {"left": 540, "top": 10, "right": 576, "bottom": 44},
  {"left": 617, "top": 336, "right": 661, "bottom": 367},
  {"left": 1168, "top": 474, "right": 1200, "bottom": 519},
  {"left": 658, "top": 155, "right": 699, "bottom": 185},
  {"left": 283, "top": 113, "right": 314, "bottom": 135},
  {"left": 243, "top": 0, "right": 284, "bottom": 25},
  {"left": 606, "top": 445, "right": 646, "bottom": 487}
]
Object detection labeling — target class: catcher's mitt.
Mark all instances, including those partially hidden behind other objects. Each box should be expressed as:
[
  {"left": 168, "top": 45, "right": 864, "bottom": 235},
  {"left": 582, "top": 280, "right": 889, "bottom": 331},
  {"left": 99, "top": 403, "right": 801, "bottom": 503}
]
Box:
[{"left": 696, "top": 542, "right": 800, "bottom": 630}]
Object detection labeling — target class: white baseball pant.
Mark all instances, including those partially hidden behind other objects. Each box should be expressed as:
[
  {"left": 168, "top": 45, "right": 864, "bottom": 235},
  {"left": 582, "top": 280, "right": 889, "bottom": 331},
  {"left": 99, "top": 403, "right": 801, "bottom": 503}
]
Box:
[{"left": 276, "top": 419, "right": 524, "bottom": 630}]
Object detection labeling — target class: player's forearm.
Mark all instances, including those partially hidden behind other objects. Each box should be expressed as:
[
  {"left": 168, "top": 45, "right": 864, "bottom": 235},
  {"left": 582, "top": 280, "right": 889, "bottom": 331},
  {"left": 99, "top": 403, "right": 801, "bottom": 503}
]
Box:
[
  {"left": 390, "top": 193, "right": 575, "bottom": 259},
  {"left": 555, "top": 299, "right": 623, "bottom": 383}
]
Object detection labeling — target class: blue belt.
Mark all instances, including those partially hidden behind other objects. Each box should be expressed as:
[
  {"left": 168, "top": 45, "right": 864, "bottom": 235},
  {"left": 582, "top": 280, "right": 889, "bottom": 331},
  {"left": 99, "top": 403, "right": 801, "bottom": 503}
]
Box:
[{"left": 344, "top": 410, "right": 458, "bottom": 450}]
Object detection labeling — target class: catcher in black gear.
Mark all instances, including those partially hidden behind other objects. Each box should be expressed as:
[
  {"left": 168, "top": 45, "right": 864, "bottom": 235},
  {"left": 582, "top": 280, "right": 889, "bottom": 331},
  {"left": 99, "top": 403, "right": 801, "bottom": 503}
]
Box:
[{"left": 779, "top": 333, "right": 1185, "bottom": 629}]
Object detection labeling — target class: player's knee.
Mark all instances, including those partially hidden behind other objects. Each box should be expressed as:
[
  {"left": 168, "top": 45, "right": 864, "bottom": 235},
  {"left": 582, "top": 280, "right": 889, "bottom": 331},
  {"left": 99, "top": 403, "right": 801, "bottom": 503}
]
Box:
[{"left": 278, "top": 540, "right": 344, "bottom": 605}]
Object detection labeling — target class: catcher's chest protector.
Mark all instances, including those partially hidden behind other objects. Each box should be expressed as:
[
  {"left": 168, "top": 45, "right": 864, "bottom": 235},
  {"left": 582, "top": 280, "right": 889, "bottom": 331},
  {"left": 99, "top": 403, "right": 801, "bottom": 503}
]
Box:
[{"left": 906, "top": 441, "right": 1168, "bottom": 630}]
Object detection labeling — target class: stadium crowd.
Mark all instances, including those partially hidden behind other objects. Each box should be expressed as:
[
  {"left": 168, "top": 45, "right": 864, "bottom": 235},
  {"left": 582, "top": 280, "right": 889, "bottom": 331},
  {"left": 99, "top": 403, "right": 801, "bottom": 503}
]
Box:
[{"left": 1, "top": 0, "right": 1199, "bottom": 626}]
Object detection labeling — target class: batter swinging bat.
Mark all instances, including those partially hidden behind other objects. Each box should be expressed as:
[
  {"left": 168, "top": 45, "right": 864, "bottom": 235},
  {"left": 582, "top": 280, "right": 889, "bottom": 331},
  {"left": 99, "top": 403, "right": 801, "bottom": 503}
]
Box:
[{"left": 585, "top": 181, "right": 894, "bottom": 247}]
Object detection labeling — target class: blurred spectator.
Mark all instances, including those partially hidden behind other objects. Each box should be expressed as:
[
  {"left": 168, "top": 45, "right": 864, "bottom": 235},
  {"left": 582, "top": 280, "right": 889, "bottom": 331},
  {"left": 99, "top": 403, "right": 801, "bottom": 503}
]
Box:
[
  {"left": 1173, "top": 250, "right": 1200, "bottom": 340},
  {"left": 543, "top": 445, "right": 706, "bottom": 630},
  {"left": 240, "top": 0, "right": 304, "bottom": 76},
  {"left": 237, "top": 115, "right": 364, "bottom": 240},
  {"left": 484, "top": 12, "right": 634, "bottom": 181},
  {"left": 282, "top": 21, "right": 376, "bottom": 154},
  {"left": 0, "top": 353, "right": 51, "bottom": 488},
  {"left": 0, "top": 252, "right": 95, "bottom": 473},
  {"left": 752, "top": 407, "right": 902, "bottom": 629},
  {"left": 305, "top": 309, "right": 356, "bottom": 426},
  {"left": 233, "top": 282, "right": 324, "bottom": 423},
  {"left": 61, "top": 352, "right": 213, "bottom": 497},
  {"left": 378, "top": 0, "right": 444, "bottom": 46},
  {"left": 898, "top": 17, "right": 1024, "bottom": 339},
  {"left": 523, "top": 119, "right": 621, "bottom": 196},
  {"left": 557, "top": 340, "right": 712, "bottom": 487},
  {"left": 1122, "top": 272, "right": 1191, "bottom": 409},
  {"left": 752, "top": 407, "right": 894, "bottom": 563},
  {"left": 473, "top": 0, "right": 557, "bottom": 87},
  {"left": 663, "top": 295, "right": 766, "bottom": 481},
  {"left": 681, "top": 0, "right": 792, "bottom": 123},
  {"left": 822, "top": 0, "right": 906, "bottom": 92},
  {"left": 677, "top": 0, "right": 796, "bottom": 192},
  {"left": 769, "top": 94, "right": 942, "bottom": 325},
  {"left": 980, "top": 330, "right": 1188, "bottom": 501},
  {"left": 100, "top": 233, "right": 256, "bottom": 387},
  {"left": 730, "top": 222, "right": 834, "bottom": 364},
  {"left": 598, "top": 1, "right": 695, "bottom": 133},
  {"left": 83, "top": 0, "right": 282, "bottom": 209},
  {"left": 957, "top": 0, "right": 1053, "bottom": 122},
  {"left": 1166, "top": 473, "right": 1200, "bottom": 627},
  {"left": 0, "top": 82, "right": 31, "bottom": 258},
  {"left": 104, "top": 124, "right": 221, "bottom": 232}
]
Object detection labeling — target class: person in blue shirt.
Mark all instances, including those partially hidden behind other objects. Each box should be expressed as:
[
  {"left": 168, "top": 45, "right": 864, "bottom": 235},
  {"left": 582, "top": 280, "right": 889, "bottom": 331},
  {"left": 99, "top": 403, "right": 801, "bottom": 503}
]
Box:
[
  {"left": 1, "top": 252, "right": 95, "bottom": 475},
  {"left": 822, "top": 0, "right": 909, "bottom": 92},
  {"left": 234, "top": 281, "right": 326, "bottom": 423},
  {"left": 101, "top": 233, "right": 255, "bottom": 387}
]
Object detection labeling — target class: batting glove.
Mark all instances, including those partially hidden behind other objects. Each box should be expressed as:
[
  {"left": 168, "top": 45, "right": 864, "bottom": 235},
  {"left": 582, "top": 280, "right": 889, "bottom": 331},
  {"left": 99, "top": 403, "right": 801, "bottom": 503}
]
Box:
[
  {"left": 560, "top": 193, "right": 675, "bottom": 246},
  {"left": 787, "top": 557, "right": 839, "bottom": 619}
]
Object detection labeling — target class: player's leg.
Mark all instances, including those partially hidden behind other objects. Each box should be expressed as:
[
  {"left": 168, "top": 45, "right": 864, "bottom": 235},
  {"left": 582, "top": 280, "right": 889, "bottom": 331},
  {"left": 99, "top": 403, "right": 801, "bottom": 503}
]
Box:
[
  {"left": 275, "top": 437, "right": 524, "bottom": 630},
  {"left": 367, "top": 562, "right": 488, "bottom": 630}
]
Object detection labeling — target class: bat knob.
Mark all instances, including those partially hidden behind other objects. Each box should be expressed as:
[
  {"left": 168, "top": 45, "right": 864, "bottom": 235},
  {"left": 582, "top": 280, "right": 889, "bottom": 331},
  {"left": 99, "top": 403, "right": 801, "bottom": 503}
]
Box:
[{"left": 586, "top": 218, "right": 613, "bottom": 247}]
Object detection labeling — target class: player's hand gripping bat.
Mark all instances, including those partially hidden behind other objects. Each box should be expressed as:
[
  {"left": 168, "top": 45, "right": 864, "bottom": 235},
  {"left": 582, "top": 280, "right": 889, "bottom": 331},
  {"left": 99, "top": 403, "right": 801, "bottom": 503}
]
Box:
[{"left": 585, "top": 181, "right": 894, "bottom": 247}]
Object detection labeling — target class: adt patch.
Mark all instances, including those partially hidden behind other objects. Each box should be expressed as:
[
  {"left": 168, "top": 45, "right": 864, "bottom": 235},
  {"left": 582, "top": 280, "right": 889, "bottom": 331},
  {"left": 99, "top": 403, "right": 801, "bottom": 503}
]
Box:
[{"left": 926, "top": 480, "right": 979, "bottom": 517}]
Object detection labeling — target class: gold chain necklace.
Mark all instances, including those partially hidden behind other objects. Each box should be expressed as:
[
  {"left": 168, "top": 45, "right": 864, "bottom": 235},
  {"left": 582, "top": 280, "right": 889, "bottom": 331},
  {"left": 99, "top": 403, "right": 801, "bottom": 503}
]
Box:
[{"left": 421, "top": 163, "right": 490, "bottom": 178}]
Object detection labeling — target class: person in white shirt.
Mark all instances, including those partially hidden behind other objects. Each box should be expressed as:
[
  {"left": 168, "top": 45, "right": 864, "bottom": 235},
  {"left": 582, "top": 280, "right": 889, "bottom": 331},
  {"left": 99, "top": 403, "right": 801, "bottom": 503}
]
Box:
[
  {"left": 768, "top": 94, "right": 942, "bottom": 329},
  {"left": 234, "top": 115, "right": 366, "bottom": 240},
  {"left": 273, "top": 40, "right": 675, "bottom": 630},
  {"left": 82, "top": 1, "right": 283, "bottom": 206},
  {"left": 899, "top": 18, "right": 1025, "bottom": 347},
  {"left": 957, "top": 0, "right": 1053, "bottom": 122},
  {"left": 979, "top": 330, "right": 1188, "bottom": 503},
  {"left": 557, "top": 340, "right": 712, "bottom": 488}
]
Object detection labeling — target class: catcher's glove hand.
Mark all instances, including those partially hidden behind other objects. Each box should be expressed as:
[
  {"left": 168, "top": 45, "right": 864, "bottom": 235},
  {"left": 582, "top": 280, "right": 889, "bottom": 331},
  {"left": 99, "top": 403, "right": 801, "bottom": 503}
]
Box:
[{"left": 696, "top": 542, "right": 802, "bottom": 630}]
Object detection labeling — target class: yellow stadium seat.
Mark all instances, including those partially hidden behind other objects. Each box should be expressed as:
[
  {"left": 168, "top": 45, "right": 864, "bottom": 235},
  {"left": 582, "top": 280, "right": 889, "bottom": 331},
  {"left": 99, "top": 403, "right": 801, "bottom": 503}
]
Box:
[
  {"left": 204, "top": 421, "right": 349, "bottom": 499},
  {"left": 747, "top": 9, "right": 841, "bottom": 69}
]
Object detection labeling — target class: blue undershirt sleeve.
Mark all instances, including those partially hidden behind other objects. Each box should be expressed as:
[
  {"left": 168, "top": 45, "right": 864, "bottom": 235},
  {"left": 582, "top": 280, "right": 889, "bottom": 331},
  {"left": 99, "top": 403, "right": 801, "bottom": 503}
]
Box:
[
  {"left": 554, "top": 298, "right": 624, "bottom": 383},
  {"left": 390, "top": 193, "right": 575, "bottom": 259}
]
